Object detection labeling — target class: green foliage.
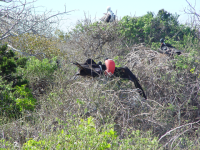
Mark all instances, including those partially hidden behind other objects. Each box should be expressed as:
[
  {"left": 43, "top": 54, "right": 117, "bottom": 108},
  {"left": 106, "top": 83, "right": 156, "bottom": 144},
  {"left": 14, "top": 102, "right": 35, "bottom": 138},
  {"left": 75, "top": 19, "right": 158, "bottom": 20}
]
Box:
[
  {"left": 22, "top": 117, "right": 160, "bottom": 149},
  {"left": 0, "top": 44, "right": 28, "bottom": 85},
  {"left": 118, "top": 9, "right": 196, "bottom": 45},
  {"left": 113, "top": 56, "right": 123, "bottom": 67},
  {"left": 119, "top": 130, "right": 159, "bottom": 149},
  {"left": 0, "top": 83, "right": 36, "bottom": 117},
  {"left": 23, "top": 139, "right": 47, "bottom": 150},
  {"left": 0, "top": 45, "right": 17, "bottom": 76},
  {"left": 22, "top": 57, "right": 58, "bottom": 80},
  {"left": 174, "top": 48, "right": 198, "bottom": 71},
  {"left": 0, "top": 76, "right": 17, "bottom": 117},
  {"left": 13, "top": 84, "right": 36, "bottom": 112},
  {"left": 0, "top": 44, "right": 36, "bottom": 118},
  {"left": 151, "top": 41, "right": 160, "bottom": 50},
  {"left": 166, "top": 103, "right": 175, "bottom": 111},
  {"left": 16, "top": 57, "right": 28, "bottom": 68},
  {"left": 23, "top": 117, "right": 117, "bottom": 149},
  {"left": 0, "top": 139, "right": 15, "bottom": 149}
]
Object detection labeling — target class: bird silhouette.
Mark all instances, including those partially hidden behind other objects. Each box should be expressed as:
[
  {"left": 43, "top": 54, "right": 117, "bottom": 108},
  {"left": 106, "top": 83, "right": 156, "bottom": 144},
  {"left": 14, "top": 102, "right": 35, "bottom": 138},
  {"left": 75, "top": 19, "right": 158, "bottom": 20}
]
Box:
[{"left": 74, "top": 59, "right": 147, "bottom": 99}]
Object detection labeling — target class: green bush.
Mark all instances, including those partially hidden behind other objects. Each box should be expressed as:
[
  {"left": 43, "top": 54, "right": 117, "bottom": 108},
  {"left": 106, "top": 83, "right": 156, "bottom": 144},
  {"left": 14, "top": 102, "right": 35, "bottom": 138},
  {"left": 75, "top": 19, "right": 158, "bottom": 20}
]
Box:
[
  {"left": 13, "top": 84, "right": 36, "bottom": 112},
  {"left": 21, "top": 57, "right": 58, "bottom": 80},
  {"left": 0, "top": 139, "right": 15, "bottom": 150},
  {"left": 0, "top": 44, "right": 36, "bottom": 118},
  {"left": 23, "top": 117, "right": 160, "bottom": 149},
  {"left": 23, "top": 117, "right": 117, "bottom": 149},
  {"left": 118, "top": 9, "right": 196, "bottom": 45}
]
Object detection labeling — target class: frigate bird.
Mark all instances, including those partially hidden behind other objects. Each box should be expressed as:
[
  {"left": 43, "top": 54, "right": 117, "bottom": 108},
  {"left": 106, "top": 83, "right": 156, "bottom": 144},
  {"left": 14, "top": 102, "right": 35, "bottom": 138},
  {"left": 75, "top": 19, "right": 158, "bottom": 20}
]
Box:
[
  {"left": 100, "top": 6, "right": 116, "bottom": 22},
  {"left": 73, "top": 58, "right": 147, "bottom": 99},
  {"left": 159, "top": 38, "right": 182, "bottom": 55},
  {"left": 160, "top": 38, "right": 175, "bottom": 49}
]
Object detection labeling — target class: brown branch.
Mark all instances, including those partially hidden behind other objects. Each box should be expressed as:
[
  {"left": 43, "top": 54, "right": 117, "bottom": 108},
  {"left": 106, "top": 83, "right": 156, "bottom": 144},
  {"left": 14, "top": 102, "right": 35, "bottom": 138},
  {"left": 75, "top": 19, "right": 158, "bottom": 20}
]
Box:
[{"left": 158, "top": 120, "right": 200, "bottom": 143}]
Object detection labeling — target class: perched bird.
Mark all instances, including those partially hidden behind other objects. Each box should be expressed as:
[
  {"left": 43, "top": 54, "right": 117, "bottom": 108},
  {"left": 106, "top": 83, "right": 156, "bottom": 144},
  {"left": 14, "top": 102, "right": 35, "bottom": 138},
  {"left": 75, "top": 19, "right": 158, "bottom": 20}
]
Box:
[
  {"left": 160, "top": 38, "right": 175, "bottom": 49},
  {"left": 100, "top": 6, "right": 116, "bottom": 22},
  {"left": 74, "top": 58, "right": 147, "bottom": 99},
  {"left": 159, "top": 38, "right": 182, "bottom": 55}
]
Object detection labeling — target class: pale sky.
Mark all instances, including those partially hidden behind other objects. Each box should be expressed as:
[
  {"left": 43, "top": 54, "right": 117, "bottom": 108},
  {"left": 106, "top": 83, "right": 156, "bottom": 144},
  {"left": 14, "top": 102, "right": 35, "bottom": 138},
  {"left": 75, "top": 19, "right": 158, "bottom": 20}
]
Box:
[{"left": 2, "top": 0, "right": 200, "bottom": 31}]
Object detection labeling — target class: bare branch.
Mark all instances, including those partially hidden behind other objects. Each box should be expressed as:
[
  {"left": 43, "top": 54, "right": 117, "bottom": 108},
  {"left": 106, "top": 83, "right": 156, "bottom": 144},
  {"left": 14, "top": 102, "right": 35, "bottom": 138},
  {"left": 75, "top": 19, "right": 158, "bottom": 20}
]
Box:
[
  {"left": 184, "top": 0, "right": 200, "bottom": 26},
  {"left": 0, "top": 0, "right": 75, "bottom": 40},
  {"left": 158, "top": 120, "right": 200, "bottom": 143},
  {"left": 7, "top": 44, "right": 46, "bottom": 58},
  {"left": 0, "top": 0, "right": 13, "bottom": 3}
]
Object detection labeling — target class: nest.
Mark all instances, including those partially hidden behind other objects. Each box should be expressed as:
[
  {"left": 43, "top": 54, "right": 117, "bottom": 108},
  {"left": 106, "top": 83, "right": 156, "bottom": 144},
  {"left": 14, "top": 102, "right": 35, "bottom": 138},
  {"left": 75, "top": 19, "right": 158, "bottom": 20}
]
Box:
[{"left": 125, "top": 43, "right": 171, "bottom": 71}]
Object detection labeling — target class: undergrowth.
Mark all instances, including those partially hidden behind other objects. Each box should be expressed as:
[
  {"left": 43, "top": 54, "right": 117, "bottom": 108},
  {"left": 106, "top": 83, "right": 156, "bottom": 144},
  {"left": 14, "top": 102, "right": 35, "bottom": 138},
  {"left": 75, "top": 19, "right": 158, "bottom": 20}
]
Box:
[{"left": 1, "top": 8, "right": 200, "bottom": 150}]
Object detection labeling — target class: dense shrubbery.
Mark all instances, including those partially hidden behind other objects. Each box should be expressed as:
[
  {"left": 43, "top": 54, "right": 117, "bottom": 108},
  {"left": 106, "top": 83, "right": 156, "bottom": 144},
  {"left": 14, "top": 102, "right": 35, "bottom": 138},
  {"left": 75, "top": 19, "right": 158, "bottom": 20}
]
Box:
[
  {"left": 18, "top": 117, "right": 158, "bottom": 149},
  {"left": 1, "top": 6, "right": 200, "bottom": 150},
  {"left": 0, "top": 44, "right": 32, "bottom": 117},
  {"left": 10, "top": 33, "right": 64, "bottom": 59},
  {"left": 118, "top": 9, "right": 197, "bottom": 44},
  {"left": 0, "top": 44, "right": 58, "bottom": 118},
  {"left": 21, "top": 57, "right": 58, "bottom": 80}
]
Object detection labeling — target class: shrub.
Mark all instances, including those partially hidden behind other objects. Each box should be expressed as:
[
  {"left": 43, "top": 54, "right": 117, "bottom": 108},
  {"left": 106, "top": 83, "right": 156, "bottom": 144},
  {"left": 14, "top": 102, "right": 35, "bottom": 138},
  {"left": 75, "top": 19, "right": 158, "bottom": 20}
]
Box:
[
  {"left": 118, "top": 9, "right": 196, "bottom": 45},
  {"left": 13, "top": 84, "right": 36, "bottom": 112},
  {"left": 10, "top": 33, "right": 62, "bottom": 58},
  {"left": 0, "top": 44, "right": 36, "bottom": 118},
  {"left": 23, "top": 117, "right": 118, "bottom": 149},
  {"left": 23, "top": 117, "right": 159, "bottom": 149},
  {"left": 22, "top": 57, "right": 58, "bottom": 80}
]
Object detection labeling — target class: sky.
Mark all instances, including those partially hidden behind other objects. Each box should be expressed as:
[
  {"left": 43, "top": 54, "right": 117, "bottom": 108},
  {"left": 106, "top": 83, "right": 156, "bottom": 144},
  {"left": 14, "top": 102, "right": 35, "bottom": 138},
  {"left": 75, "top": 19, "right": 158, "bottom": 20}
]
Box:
[{"left": 2, "top": 0, "right": 200, "bottom": 32}]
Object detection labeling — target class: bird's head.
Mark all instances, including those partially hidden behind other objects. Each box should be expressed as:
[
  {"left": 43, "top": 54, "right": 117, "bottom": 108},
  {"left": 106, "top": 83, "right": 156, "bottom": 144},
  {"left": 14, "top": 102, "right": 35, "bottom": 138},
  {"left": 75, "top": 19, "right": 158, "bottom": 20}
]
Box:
[
  {"left": 160, "top": 38, "right": 164, "bottom": 43},
  {"left": 97, "top": 61, "right": 102, "bottom": 65},
  {"left": 107, "top": 6, "right": 111, "bottom": 12}
]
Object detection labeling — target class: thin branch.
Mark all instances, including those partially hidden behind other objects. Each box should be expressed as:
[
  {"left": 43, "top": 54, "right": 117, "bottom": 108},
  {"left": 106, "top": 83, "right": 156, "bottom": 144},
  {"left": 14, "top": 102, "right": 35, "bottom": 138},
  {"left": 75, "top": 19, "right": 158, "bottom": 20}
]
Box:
[
  {"left": 158, "top": 120, "right": 200, "bottom": 143},
  {"left": 0, "top": 0, "right": 75, "bottom": 40},
  {"left": 7, "top": 44, "right": 46, "bottom": 58}
]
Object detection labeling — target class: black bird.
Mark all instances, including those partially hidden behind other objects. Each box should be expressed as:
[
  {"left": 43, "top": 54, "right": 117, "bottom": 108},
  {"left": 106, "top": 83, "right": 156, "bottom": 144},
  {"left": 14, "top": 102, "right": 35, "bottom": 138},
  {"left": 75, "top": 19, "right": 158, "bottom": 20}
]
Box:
[
  {"left": 160, "top": 38, "right": 175, "bottom": 49},
  {"left": 74, "top": 59, "right": 147, "bottom": 99},
  {"left": 160, "top": 38, "right": 182, "bottom": 55}
]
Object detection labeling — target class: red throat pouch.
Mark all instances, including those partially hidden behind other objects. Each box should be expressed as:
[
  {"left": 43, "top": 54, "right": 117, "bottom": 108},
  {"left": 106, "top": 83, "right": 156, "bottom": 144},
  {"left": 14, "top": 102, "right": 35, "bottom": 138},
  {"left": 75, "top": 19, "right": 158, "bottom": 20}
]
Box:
[{"left": 105, "top": 59, "right": 115, "bottom": 76}]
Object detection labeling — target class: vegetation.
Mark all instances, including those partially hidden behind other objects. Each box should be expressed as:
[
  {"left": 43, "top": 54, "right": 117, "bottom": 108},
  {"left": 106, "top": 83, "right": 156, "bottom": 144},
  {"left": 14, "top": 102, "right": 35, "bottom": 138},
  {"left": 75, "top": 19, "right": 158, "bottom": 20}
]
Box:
[
  {"left": 0, "top": 44, "right": 58, "bottom": 118},
  {"left": 1, "top": 0, "right": 200, "bottom": 149},
  {"left": 0, "top": 44, "right": 31, "bottom": 118},
  {"left": 22, "top": 117, "right": 159, "bottom": 149},
  {"left": 118, "top": 9, "right": 197, "bottom": 44}
]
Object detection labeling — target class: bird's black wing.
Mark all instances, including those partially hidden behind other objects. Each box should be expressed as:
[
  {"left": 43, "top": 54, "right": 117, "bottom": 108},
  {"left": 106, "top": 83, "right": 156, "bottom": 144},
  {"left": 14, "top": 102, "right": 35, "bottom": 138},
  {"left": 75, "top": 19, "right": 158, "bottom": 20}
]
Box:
[
  {"left": 126, "top": 69, "right": 147, "bottom": 99},
  {"left": 84, "top": 58, "right": 97, "bottom": 65},
  {"left": 100, "top": 13, "right": 111, "bottom": 22},
  {"left": 114, "top": 67, "right": 147, "bottom": 99},
  {"left": 73, "top": 59, "right": 104, "bottom": 77},
  {"left": 165, "top": 43, "right": 175, "bottom": 48}
]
